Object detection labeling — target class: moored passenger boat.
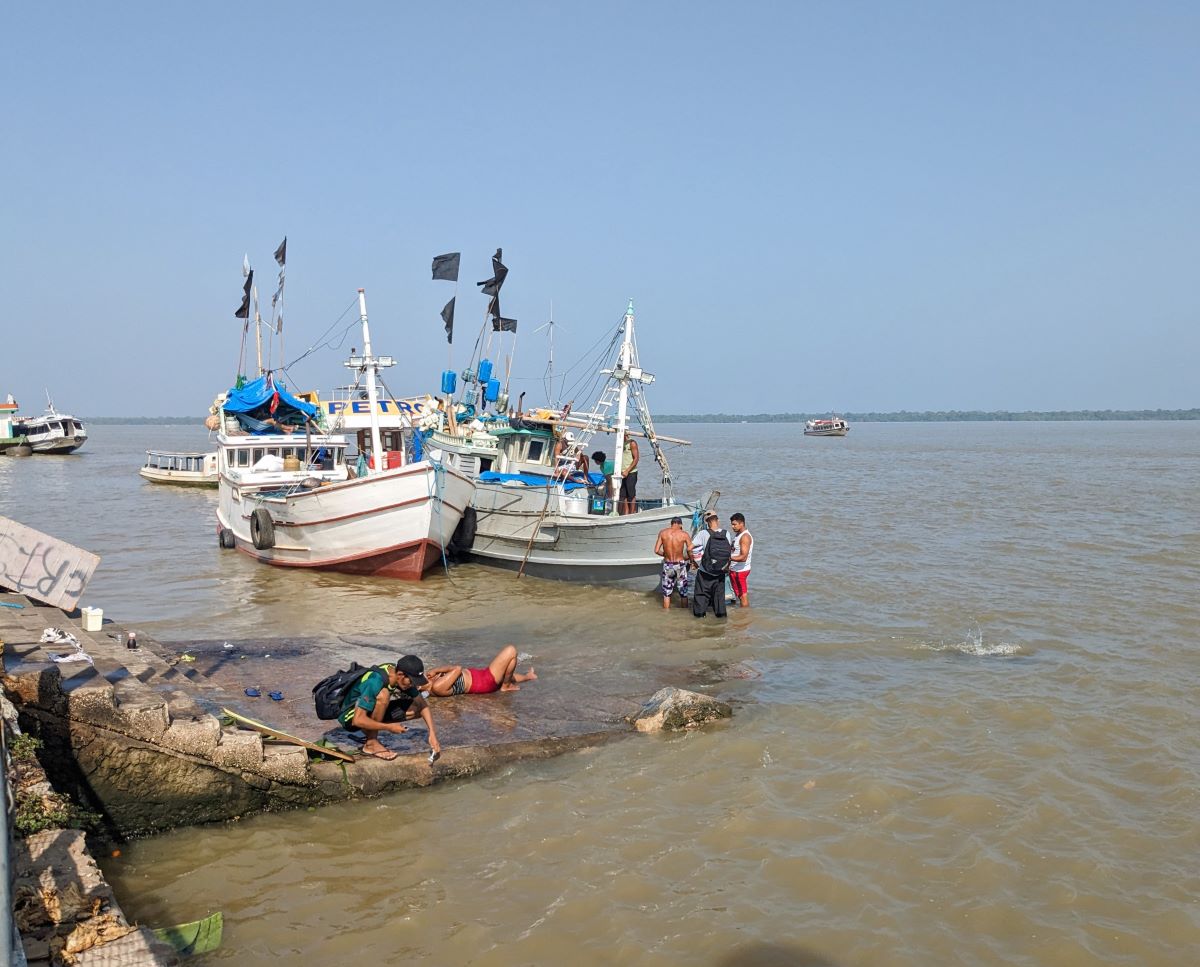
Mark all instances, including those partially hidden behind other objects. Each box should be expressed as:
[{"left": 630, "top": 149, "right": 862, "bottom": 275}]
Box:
[
  {"left": 140, "top": 450, "right": 219, "bottom": 487},
  {"left": 13, "top": 395, "right": 88, "bottom": 453}
]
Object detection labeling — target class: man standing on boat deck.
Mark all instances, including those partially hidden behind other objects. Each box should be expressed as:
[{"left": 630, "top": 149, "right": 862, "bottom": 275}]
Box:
[
  {"left": 337, "top": 655, "right": 441, "bottom": 761},
  {"left": 618, "top": 437, "right": 639, "bottom": 515},
  {"left": 654, "top": 516, "right": 693, "bottom": 609},
  {"left": 728, "top": 512, "right": 753, "bottom": 608}
]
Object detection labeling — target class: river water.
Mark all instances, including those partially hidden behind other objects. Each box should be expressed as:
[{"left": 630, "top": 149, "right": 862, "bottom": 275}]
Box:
[{"left": 2, "top": 421, "right": 1198, "bottom": 966}]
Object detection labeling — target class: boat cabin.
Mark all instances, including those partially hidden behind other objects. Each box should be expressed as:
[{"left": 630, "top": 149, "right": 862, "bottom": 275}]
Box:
[
  {"left": 143, "top": 451, "right": 218, "bottom": 476},
  {"left": 218, "top": 433, "right": 349, "bottom": 484}
]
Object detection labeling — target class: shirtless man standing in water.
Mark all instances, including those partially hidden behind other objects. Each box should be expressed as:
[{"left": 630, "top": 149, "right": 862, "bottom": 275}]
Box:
[{"left": 654, "top": 517, "right": 693, "bottom": 610}]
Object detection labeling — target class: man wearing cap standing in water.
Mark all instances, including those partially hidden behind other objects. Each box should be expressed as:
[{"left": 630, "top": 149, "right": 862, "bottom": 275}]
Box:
[{"left": 338, "top": 655, "right": 442, "bottom": 761}]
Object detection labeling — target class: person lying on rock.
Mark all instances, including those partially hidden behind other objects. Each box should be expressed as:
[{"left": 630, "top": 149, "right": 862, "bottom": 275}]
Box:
[
  {"left": 338, "top": 655, "right": 442, "bottom": 761},
  {"left": 424, "top": 644, "right": 537, "bottom": 696}
]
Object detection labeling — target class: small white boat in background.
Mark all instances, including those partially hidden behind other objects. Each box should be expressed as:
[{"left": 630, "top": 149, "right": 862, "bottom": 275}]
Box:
[
  {"left": 140, "top": 450, "right": 219, "bottom": 487},
  {"left": 15, "top": 394, "right": 88, "bottom": 453},
  {"left": 804, "top": 417, "right": 850, "bottom": 437}
]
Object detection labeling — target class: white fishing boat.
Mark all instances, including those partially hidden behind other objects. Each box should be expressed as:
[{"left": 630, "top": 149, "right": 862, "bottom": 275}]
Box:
[
  {"left": 428, "top": 300, "right": 717, "bottom": 586},
  {"left": 13, "top": 394, "right": 88, "bottom": 453},
  {"left": 140, "top": 450, "right": 219, "bottom": 487},
  {"left": 214, "top": 289, "right": 475, "bottom": 580},
  {"left": 804, "top": 417, "right": 850, "bottom": 437}
]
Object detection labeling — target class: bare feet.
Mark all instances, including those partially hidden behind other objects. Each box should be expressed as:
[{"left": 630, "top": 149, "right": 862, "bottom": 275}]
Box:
[
  {"left": 500, "top": 683, "right": 521, "bottom": 692},
  {"left": 363, "top": 741, "right": 397, "bottom": 761}
]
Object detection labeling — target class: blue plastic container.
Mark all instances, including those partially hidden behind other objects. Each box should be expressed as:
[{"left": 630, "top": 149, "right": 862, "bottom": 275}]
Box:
[
  {"left": 484, "top": 378, "right": 500, "bottom": 402},
  {"left": 440, "top": 369, "right": 457, "bottom": 395},
  {"left": 478, "top": 358, "right": 494, "bottom": 384}
]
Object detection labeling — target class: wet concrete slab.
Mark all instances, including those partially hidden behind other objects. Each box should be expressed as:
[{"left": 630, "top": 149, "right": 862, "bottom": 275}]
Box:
[{"left": 158, "top": 636, "right": 640, "bottom": 759}]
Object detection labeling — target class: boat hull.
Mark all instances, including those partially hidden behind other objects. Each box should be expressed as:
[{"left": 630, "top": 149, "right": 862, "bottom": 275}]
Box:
[
  {"left": 28, "top": 436, "right": 87, "bottom": 453},
  {"left": 803, "top": 428, "right": 848, "bottom": 437},
  {"left": 140, "top": 468, "right": 219, "bottom": 488},
  {"left": 217, "top": 461, "right": 475, "bottom": 581},
  {"left": 465, "top": 482, "right": 712, "bottom": 587}
]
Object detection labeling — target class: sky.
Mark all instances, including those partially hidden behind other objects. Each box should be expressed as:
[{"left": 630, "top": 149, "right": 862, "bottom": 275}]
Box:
[{"left": 2, "top": 1, "right": 1197, "bottom": 416}]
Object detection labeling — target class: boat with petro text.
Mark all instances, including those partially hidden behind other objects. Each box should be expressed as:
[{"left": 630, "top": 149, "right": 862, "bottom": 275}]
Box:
[{"left": 214, "top": 288, "right": 475, "bottom": 580}]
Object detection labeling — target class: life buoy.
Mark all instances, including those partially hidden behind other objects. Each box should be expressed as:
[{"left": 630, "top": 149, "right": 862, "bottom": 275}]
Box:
[
  {"left": 447, "top": 506, "right": 477, "bottom": 558},
  {"left": 250, "top": 508, "right": 276, "bottom": 550},
  {"left": 218, "top": 527, "right": 235, "bottom": 549}
]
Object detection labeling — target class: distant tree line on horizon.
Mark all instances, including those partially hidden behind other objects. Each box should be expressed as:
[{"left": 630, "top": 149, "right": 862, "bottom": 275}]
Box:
[
  {"left": 654, "top": 409, "right": 1200, "bottom": 423},
  {"left": 83, "top": 408, "right": 1200, "bottom": 425}
]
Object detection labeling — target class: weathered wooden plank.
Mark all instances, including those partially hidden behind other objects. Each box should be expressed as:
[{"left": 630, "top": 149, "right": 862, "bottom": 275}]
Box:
[{"left": 0, "top": 516, "right": 100, "bottom": 609}]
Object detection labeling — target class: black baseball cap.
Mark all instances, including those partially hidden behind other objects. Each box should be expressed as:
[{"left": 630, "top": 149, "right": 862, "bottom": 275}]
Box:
[{"left": 395, "top": 655, "right": 428, "bottom": 686}]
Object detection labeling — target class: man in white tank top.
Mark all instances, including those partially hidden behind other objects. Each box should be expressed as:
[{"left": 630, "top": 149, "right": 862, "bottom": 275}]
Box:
[{"left": 728, "top": 512, "right": 753, "bottom": 607}]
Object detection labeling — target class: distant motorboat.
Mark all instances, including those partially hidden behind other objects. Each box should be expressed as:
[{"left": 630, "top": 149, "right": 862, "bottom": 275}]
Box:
[{"left": 804, "top": 417, "right": 850, "bottom": 437}]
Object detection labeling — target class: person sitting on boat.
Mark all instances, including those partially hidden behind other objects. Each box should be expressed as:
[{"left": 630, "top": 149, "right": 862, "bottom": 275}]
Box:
[
  {"left": 423, "top": 645, "right": 537, "bottom": 696},
  {"left": 554, "top": 431, "right": 589, "bottom": 479},
  {"left": 337, "top": 656, "right": 441, "bottom": 761},
  {"left": 654, "top": 516, "right": 693, "bottom": 610}
]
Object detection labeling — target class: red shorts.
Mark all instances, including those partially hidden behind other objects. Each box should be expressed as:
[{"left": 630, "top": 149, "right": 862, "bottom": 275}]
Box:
[
  {"left": 467, "top": 667, "right": 499, "bottom": 694},
  {"left": 729, "top": 570, "right": 749, "bottom": 598}
]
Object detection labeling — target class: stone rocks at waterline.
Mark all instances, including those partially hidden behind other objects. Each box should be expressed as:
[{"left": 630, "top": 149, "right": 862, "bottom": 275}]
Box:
[{"left": 628, "top": 687, "right": 732, "bottom": 733}]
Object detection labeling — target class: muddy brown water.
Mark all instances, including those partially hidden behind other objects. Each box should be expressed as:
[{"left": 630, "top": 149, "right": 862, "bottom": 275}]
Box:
[{"left": 2, "top": 421, "right": 1198, "bottom": 965}]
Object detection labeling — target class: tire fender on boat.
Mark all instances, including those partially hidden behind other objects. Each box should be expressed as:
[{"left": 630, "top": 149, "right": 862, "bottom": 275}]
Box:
[
  {"left": 218, "top": 527, "right": 236, "bottom": 549},
  {"left": 448, "top": 506, "right": 477, "bottom": 558},
  {"left": 250, "top": 508, "right": 276, "bottom": 550}
]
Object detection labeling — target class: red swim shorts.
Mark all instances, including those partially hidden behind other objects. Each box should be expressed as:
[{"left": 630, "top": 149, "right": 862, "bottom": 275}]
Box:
[
  {"left": 729, "top": 570, "right": 749, "bottom": 599},
  {"left": 468, "top": 666, "right": 499, "bottom": 694}
]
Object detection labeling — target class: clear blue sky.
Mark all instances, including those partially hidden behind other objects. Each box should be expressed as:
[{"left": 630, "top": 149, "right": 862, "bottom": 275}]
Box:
[{"left": 3, "top": 1, "right": 1197, "bottom": 416}]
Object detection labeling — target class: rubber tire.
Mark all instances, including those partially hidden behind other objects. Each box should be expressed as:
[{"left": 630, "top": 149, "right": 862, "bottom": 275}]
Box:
[
  {"left": 218, "top": 527, "right": 236, "bottom": 549},
  {"left": 250, "top": 508, "right": 276, "bottom": 550},
  {"left": 447, "top": 506, "right": 477, "bottom": 559}
]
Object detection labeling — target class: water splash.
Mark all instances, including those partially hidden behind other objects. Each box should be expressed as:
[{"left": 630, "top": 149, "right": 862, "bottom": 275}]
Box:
[{"left": 918, "top": 622, "right": 1021, "bottom": 657}]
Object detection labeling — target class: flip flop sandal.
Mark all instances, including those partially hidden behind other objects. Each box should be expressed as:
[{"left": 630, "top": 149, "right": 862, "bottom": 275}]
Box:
[
  {"left": 268, "top": 691, "right": 284, "bottom": 701},
  {"left": 244, "top": 687, "right": 261, "bottom": 697}
]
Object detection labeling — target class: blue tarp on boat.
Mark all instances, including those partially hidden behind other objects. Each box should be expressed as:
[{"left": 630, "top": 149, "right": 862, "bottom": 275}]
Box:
[
  {"left": 223, "top": 375, "right": 317, "bottom": 418},
  {"left": 479, "top": 471, "right": 603, "bottom": 493}
]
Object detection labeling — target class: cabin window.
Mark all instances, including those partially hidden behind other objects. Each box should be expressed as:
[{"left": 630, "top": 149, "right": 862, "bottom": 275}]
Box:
[{"left": 525, "top": 439, "right": 546, "bottom": 463}]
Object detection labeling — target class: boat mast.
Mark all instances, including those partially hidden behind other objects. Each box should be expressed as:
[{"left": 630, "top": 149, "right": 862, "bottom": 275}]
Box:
[
  {"left": 352, "top": 288, "right": 385, "bottom": 474},
  {"left": 608, "top": 300, "right": 635, "bottom": 510}
]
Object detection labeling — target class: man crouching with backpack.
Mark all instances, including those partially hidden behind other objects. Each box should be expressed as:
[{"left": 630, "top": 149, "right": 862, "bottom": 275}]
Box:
[{"left": 339, "top": 655, "right": 442, "bottom": 761}]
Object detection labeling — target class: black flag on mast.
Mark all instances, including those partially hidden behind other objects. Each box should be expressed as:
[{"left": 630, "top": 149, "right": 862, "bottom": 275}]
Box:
[
  {"left": 432, "top": 252, "right": 460, "bottom": 282},
  {"left": 235, "top": 269, "right": 253, "bottom": 319},
  {"left": 272, "top": 237, "right": 287, "bottom": 333},
  {"left": 477, "top": 248, "right": 507, "bottom": 297},
  {"left": 441, "top": 297, "right": 455, "bottom": 344},
  {"left": 493, "top": 317, "right": 517, "bottom": 333}
]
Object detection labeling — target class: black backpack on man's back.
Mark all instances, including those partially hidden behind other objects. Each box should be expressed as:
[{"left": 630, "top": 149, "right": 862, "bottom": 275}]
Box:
[
  {"left": 313, "top": 662, "right": 387, "bottom": 720},
  {"left": 700, "top": 530, "right": 732, "bottom": 575}
]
